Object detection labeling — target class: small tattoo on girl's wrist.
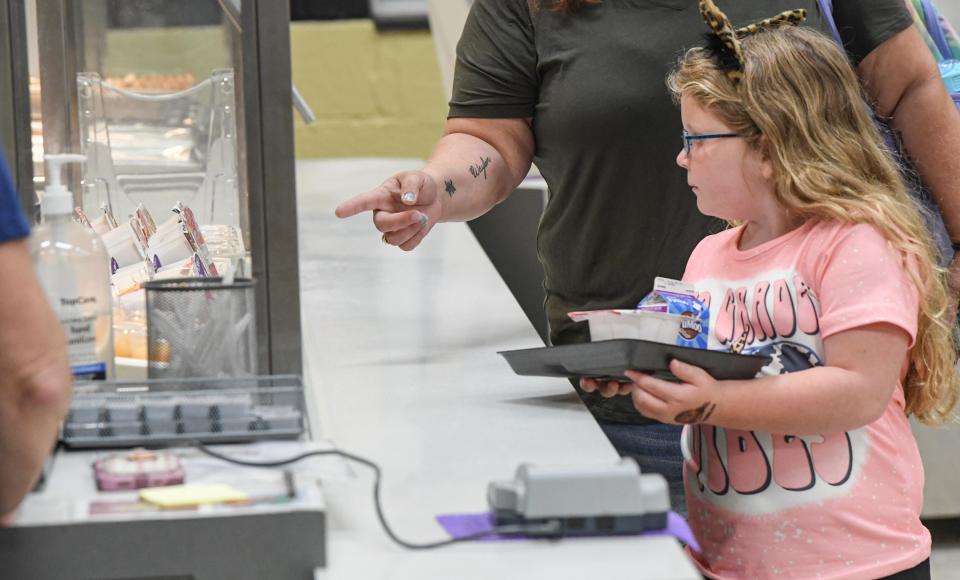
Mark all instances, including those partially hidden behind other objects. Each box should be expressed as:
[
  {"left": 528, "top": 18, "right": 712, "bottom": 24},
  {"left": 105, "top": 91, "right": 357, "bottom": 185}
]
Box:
[
  {"left": 444, "top": 179, "right": 456, "bottom": 197},
  {"left": 674, "top": 402, "right": 717, "bottom": 424}
]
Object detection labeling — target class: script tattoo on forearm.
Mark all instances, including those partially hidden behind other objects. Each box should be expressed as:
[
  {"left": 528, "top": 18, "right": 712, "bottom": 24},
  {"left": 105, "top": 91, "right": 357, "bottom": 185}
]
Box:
[
  {"left": 444, "top": 179, "right": 457, "bottom": 197},
  {"left": 468, "top": 156, "right": 491, "bottom": 180},
  {"left": 674, "top": 402, "right": 717, "bottom": 424}
]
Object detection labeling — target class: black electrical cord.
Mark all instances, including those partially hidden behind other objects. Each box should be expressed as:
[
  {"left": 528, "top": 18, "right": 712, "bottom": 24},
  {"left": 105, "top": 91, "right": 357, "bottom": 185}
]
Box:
[{"left": 192, "top": 442, "right": 562, "bottom": 550}]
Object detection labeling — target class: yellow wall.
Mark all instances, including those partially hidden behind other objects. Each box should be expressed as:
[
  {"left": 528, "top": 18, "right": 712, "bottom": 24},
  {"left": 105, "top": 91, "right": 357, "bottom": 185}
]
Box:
[
  {"left": 290, "top": 20, "right": 448, "bottom": 159},
  {"left": 103, "top": 20, "right": 447, "bottom": 159},
  {"left": 104, "top": 26, "right": 226, "bottom": 84}
]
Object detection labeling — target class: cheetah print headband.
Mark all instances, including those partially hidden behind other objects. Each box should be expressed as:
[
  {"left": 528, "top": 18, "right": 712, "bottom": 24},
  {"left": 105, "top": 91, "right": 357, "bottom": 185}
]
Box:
[{"left": 698, "top": 0, "right": 807, "bottom": 85}]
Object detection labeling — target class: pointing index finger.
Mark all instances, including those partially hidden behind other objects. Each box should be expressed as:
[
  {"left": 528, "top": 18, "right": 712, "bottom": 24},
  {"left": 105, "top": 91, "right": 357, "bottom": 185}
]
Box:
[{"left": 335, "top": 179, "right": 401, "bottom": 218}]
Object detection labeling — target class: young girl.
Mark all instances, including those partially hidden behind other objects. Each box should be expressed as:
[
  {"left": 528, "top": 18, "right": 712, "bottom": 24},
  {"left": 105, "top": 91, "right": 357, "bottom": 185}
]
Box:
[{"left": 627, "top": 3, "right": 959, "bottom": 578}]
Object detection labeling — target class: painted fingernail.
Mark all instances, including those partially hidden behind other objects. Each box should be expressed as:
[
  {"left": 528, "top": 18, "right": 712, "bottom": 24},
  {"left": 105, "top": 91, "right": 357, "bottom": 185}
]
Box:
[
  {"left": 417, "top": 213, "right": 428, "bottom": 227},
  {"left": 402, "top": 192, "right": 416, "bottom": 203}
]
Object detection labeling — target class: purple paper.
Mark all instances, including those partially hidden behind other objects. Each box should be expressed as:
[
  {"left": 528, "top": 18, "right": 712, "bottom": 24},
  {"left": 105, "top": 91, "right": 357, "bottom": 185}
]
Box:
[{"left": 435, "top": 510, "right": 700, "bottom": 554}]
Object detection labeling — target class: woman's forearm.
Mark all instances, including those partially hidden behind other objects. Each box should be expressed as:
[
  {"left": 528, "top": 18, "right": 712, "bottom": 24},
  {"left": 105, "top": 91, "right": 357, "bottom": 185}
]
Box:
[
  {"left": 892, "top": 76, "right": 960, "bottom": 239},
  {"left": 425, "top": 119, "right": 535, "bottom": 223},
  {"left": 859, "top": 27, "right": 960, "bottom": 239}
]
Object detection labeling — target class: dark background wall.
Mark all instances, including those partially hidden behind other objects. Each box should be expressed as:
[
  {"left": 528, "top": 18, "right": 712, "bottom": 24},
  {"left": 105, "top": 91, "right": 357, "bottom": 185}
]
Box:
[
  {"left": 290, "top": 0, "right": 369, "bottom": 21},
  {"left": 106, "top": 0, "right": 371, "bottom": 28},
  {"left": 107, "top": 0, "right": 222, "bottom": 27}
]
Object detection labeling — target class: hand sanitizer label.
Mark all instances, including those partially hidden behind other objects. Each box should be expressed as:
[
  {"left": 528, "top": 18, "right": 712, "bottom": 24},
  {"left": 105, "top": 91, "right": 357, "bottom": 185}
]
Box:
[
  {"left": 71, "top": 361, "right": 107, "bottom": 381},
  {"left": 59, "top": 296, "right": 109, "bottom": 380}
]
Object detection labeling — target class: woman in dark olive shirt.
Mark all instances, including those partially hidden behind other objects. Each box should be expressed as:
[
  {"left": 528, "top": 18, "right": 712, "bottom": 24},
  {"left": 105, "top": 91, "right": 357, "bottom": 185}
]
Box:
[{"left": 336, "top": 0, "right": 960, "bottom": 514}]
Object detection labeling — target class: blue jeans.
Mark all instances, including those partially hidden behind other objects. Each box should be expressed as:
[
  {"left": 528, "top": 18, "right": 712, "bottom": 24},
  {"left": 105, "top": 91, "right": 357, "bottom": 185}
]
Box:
[{"left": 597, "top": 420, "right": 686, "bottom": 517}]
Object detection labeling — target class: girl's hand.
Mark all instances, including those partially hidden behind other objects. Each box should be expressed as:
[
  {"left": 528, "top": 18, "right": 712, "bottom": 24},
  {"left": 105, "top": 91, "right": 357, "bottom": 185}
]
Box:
[
  {"left": 579, "top": 377, "right": 632, "bottom": 398},
  {"left": 626, "top": 359, "right": 722, "bottom": 425}
]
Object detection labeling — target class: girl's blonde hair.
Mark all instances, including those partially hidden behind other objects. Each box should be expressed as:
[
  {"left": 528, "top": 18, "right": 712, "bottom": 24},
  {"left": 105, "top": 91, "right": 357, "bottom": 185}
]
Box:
[{"left": 668, "top": 25, "right": 958, "bottom": 425}]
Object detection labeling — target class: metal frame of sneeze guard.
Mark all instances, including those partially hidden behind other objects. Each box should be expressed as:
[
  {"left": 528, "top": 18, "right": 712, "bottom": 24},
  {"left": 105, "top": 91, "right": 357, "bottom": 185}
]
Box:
[
  {"left": 62, "top": 374, "right": 309, "bottom": 449},
  {"left": 7, "top": 0, "right": 302, "bottom": 377}
]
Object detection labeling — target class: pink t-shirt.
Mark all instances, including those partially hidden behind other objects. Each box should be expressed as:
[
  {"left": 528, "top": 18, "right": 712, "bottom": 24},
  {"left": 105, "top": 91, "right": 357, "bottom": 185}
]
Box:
[{"left": 680, "top": 219, "right": 929, "bottom": 579}]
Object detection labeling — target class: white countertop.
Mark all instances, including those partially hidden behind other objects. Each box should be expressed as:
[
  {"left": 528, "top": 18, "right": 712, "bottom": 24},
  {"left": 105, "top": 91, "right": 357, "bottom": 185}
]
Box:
[{"left": 297, "top": 159, "right": 700, "bottom": 580}]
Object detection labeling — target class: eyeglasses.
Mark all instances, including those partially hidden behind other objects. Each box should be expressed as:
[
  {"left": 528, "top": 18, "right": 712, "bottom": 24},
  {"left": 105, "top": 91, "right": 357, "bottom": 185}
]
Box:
[{"left": 681, "top": 129, "right": 741, "bottom": 156}]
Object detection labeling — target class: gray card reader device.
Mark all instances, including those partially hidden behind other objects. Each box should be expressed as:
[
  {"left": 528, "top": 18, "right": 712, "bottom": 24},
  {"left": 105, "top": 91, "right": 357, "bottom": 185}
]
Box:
[{"left": 488, "top": 458, "right": 670, "bottom": 536}]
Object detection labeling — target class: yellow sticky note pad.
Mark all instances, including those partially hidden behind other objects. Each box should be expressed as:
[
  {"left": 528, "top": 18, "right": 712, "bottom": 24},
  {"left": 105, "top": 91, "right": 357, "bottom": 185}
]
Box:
[{"left": 140, "top": 483, "right": 249, "bottom": 508}]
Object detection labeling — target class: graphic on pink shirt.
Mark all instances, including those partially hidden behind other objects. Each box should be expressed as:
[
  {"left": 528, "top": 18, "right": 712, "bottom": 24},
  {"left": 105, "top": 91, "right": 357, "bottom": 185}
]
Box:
[
  {"left": 686, "top": 272, "right": 864, "bottom": 513},
  {"left": 698, "top": 274, "right": 820, "bottom": 350}
]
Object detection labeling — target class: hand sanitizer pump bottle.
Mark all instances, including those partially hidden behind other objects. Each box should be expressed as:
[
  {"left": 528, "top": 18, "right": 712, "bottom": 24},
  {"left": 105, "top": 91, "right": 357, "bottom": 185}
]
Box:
[{"left": 31, "top": 154, "right": 114, "bottom": 381}]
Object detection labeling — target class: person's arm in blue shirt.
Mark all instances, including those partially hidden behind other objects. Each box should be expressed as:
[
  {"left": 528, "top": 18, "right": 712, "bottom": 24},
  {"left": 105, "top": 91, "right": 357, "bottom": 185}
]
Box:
[
  {"left": 0, "top": 238, "right": 72, "bottom": 520},
  {"left": 0, "top": 151, "right": 71, "bottom": 521}
]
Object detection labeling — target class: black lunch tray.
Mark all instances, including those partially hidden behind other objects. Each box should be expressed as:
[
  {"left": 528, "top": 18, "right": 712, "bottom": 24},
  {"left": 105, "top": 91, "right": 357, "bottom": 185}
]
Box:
[{"left": 498, "top": 339, "right": 770, "bottom": 382}]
